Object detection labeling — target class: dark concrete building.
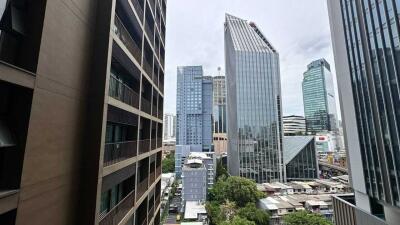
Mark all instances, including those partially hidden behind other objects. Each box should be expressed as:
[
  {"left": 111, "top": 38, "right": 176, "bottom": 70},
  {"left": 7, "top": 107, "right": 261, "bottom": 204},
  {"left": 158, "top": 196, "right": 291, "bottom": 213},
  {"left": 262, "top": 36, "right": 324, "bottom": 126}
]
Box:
[
  {"left": 328, "top": 0, "right": 400, "bottom": 224},
  {"left": 0, "top": 0, "right": 166, "bottom": 224}
]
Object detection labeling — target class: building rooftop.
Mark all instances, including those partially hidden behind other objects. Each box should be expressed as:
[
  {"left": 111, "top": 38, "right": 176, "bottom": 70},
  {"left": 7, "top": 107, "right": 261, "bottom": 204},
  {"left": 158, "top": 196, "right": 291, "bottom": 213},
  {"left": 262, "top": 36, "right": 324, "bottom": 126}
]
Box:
[
  {"left": 283, "top": 136, "right": 314, "bottom": 164},
  {"left": 184, "top": 201, "right": 207, "bottom": 220}
]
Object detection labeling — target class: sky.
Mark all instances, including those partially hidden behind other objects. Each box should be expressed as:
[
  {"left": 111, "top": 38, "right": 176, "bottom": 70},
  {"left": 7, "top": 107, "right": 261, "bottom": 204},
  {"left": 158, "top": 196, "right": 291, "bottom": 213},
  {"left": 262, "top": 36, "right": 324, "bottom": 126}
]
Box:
[{"left": 163, "top": 0, "right": 340, "bottom": 118}]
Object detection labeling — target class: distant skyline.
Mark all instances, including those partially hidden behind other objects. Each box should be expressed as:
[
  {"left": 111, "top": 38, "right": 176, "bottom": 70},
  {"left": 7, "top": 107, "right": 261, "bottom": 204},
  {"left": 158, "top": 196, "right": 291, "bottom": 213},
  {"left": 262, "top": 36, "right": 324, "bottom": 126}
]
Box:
[{"left": 164, "top": 0, "right": 340, "bottom": 118}]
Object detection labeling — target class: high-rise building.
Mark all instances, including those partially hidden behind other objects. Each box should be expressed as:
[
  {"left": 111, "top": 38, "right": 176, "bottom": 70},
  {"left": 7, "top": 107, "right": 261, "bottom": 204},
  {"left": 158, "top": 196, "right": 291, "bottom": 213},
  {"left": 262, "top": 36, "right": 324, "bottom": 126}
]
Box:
[
  {"left": 225, "top": 14, "right": 284, "bottom": 183},
  {"left": 163, "top": 113, "right": 176, "bottom": 140},
  {"left": 302, "top": 59, "right": 338, "bottom": 134},
  {"left": 283, "top": 115, "right": 306, "bottom": 136},
  {"left": 328, "top": 0, "right": 400, "bottom": 224},
  {"left": 0, "top": 0, "right": 166, "bottom": 224},
  {"left": 176, "top": 66, "right": 213, "bottom": 152},
  {"left": 213, "top": 74, "right": 228, "bottom": 156}
]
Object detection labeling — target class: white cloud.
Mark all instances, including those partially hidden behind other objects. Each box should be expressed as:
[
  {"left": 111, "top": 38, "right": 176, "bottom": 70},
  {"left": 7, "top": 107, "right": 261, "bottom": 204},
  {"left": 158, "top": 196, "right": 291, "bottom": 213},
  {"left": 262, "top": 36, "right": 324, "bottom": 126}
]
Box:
[{"left": 164, "top": 0, "right": 341, "bottom": 118}]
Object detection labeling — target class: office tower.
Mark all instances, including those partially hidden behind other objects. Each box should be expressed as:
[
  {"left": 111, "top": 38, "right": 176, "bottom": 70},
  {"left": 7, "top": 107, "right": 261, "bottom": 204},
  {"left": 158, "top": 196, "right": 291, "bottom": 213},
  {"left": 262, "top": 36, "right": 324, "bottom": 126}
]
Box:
[
  {"left": 328, "top": 0, "right": 400, "bottom": 224},
  {"left": 225, "top": 14, "right": 284, "bottom": 183},
  {"left": 302, "top": 59, "right": 338, "bottom": 134},
  {"left": 213, "top": 75, "right": 228, "bottom": 156},
  {"left": 176, "top": 66, "right": 213, "bottom": 152},
  {"left": 283, "top": 136, "right": 318, "bottom": 181},
  {"left": 163, "top": 113, "right": 176, "bottom": 140},
  {"left": 283, "top": 115, "right": 306, "bottom": 136},
  {"left": 0, "top": 0, "right": 166, "bottom": 224}
]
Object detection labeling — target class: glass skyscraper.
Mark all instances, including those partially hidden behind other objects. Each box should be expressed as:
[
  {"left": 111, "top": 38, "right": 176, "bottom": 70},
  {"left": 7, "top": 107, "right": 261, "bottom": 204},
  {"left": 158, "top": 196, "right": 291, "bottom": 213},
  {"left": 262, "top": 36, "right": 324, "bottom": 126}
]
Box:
[
  {"left": 225, "top": 14, "right": 284, "bottom": 183},
  {"left": 329, "top": 0, "right": 400, "bottom": 224},
  {"left": 302, "top": 59, "right": 337, "bottom": 134},
  {"left": 176, "top": 66, "right": 213, "bottom": 151}
]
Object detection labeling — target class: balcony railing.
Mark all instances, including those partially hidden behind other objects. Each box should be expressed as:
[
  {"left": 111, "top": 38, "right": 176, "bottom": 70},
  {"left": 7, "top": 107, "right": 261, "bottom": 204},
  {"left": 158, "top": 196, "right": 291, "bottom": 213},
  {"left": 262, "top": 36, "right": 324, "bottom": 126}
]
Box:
[
  {"left": 156, "top": 138, "right": 162, "bottom": 148},
  {"left": 159, "top": 82, "right": 164, "bottom": 94},
  {"left": 148, "top": 204, "right": 155, "bottom": 220},
  {"left": 141, "top": 98, "right": 151, "bottom": 114},
  {"left": 109, "top": 76, "right": 140, "bottom": 109},
  {"left": 149, "top": 171, "right": 155, "bottom": 185},
  {"left": 152, "top": 105, "right": 158, "bottom": 117},
  {"left": 99, "top": 191, "right": 135, "bottom": 225},
  {"left": 143, "top": 59, "right": 152, "bottom": 77},
  {"left": 156, "top": 166, "right": 161, "bottom": 178},
  {"left": 131, "top": 0, "right": 144, "bottom": 22},
  {"left": 140, "top": 218, "right": 147, "bottom": 225},
  {"left": 113, "top": 15, "right": 142, "bottom": 63},
  {"left": 104, "top": 141, "right": 138, "bottom": 167},
  {"left": 138, "top": 139, "right": 150, "bottom": 154},
  {"left": 137, "top": 178, "right": 148, "bottom": 199},
  {"left": 151, "top": 138, "right": 157, "bottom": 150},
  {"left": 155, "top": 196, "right": 160, "bottom": 209}
]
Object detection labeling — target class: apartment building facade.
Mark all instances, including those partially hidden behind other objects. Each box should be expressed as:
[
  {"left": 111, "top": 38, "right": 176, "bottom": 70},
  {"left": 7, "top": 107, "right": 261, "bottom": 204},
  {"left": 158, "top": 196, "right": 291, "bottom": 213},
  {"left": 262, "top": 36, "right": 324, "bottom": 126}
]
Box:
[{"left": 0, "top": 0, "right": 166, "bottom": 224}]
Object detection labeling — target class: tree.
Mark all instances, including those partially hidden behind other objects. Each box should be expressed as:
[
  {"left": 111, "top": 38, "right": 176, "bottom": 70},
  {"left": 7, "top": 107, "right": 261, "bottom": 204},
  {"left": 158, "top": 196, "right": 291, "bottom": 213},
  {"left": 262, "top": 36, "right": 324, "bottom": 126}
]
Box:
[
  {"left": 216, "top": 157, "right": 229, "bottom": 180},
  {"left": 237, "top": 203, "right": 270, "bottom": 225},
  {"left": 162, "top": 153, "right": 174, "bottom": 173},
  {"left": 283, "top": 211, "right": 333, "bottom": 225},
  {"left": 209, "top": 176, "right": 265, "bottom": 207},
  {"left": 220, "top": 216, "right": 256, "bottom": 225}
]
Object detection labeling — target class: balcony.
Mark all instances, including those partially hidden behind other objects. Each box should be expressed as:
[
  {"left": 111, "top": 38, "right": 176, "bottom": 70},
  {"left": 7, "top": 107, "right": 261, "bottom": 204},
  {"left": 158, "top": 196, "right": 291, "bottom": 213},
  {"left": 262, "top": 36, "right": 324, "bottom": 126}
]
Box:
[
  {"left": 113, "top": 15, "right": 142, "bottom": 63},
  {"left": 148, "top": 204, "right": 154, "bottom": 220},
  {"left": 151, "top": 139, "right": 156, "bottom": 150},
  {"left": 104, "top": 141, "right": 138, "bottom": 167},
  {"left": 131, "top": 0, "right": 144, "bottom": 21},
  {"left": 156, "top": 138, "right": 162, "bottom": 148},
  {"left": 99, "top": 191, "right": 135, "bottom": 225},
  {"left": 149, "top": 171, "right": 155, "bottom": 185},
  {"left": 137, "top": 178, "right": 148, "bottom": 199},
  {"left": 142, "top": 59, "right": 152, "bottom": 78},
  {"left": 155, "top": 195, "right": 160, "bottom": 209},
  {"left": 109, "top": 76, "right": 139, "bottom": 109},
  {"left": 156, "top": 166, "right": 161, "bottom": 178},
  {"left": 140, "top": 218, "right": 147, "bottom": 225},
  {"left": 138, "top": 139, "right": 150, "bottom": 154},
  {"left": 141, "top": 98, "right": 151, "bottom": 115}
]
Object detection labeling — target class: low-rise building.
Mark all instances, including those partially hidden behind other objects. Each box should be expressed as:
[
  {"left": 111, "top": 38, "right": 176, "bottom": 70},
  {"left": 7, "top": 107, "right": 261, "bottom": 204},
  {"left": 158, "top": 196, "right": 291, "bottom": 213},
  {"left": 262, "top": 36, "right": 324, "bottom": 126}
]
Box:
[
  {"left": 258, "top": 194, "right": 335, "bottom": 224},
  {"left": 182, "top": 159, "right": 207, "bottom": 202},
  {"left": 184, "top": 201, "right": 207, "bottom": 222}
]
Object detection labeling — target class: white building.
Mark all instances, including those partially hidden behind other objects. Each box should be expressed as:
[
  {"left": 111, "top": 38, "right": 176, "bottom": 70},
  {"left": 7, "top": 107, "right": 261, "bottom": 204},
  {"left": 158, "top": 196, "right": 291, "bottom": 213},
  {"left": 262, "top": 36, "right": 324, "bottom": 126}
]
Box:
[
  {"left": 283, "top": 115, "right": 306, "bottom": 136},
  {"left": 163, "top": 113, "right": 176, "bottom": 140}
]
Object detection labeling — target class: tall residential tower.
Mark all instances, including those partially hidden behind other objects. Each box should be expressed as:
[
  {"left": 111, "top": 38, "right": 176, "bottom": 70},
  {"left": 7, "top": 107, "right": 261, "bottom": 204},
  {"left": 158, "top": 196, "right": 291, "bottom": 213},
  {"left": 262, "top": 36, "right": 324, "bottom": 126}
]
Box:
[
  {"left": 0, "top": 0, "right": 166, "bottom": 224},
  {"left": 329, "top": 0, "right": 400, "bottom": 224},
  {"left": 302, "top": 59, "right": 337, "bottom": 134},
  {"left": 225, "top": 14, "right": 284, "bottom": 183}
]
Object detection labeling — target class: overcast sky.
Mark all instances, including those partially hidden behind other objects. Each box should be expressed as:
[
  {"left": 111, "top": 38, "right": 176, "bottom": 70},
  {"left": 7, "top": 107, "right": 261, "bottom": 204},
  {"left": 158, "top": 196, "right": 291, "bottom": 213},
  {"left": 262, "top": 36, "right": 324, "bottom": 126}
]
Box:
[{"left": 163, "top": 0, "right": 340, "bottom": 118}]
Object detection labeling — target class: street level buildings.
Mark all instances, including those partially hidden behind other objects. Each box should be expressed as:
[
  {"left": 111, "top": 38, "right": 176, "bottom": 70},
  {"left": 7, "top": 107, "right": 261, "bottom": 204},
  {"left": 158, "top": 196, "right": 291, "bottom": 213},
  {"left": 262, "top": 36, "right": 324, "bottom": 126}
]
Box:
[
  {"left": 225, "top": 14, "right": 284, "bottom": 183},
  {"left": 328, "top": 0, "right": 400, "bottom": 224},
  {"left": 0, "top": 0, "right": 167, "bottom": 224},
  {"left": 213, "top": 75, "right": 228, "bottom": 156},
  {"left": 283, "top": 115, "right": 306, "bottom": 136},
  {"left": 302, "top": 59, "right": 338, "bottom": 134}
]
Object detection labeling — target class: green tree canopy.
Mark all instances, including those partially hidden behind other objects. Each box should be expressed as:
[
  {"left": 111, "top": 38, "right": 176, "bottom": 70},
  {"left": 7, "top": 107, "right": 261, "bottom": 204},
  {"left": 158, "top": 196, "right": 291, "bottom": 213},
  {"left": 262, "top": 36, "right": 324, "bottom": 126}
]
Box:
[
  {"left": 237, "top": 203, "right": 270, "bottom": 225},
  {"left": 162, "top": 153, "right": 174, "bottom": 173},
  {"left": 220, "top": 216, "right": 256, "bottom": 225},
  {"left": 209, "top": 176, "right": 265, "bottom": 207},
  {"left": 283, "top": 210, "right": 333, "bottom": 225}
]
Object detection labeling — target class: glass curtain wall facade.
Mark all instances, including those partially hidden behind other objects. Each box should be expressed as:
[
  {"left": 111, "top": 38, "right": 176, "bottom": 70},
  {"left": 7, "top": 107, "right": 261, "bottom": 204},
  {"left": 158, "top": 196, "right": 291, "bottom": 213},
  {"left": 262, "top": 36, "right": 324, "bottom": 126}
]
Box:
[
  {"left": 302, "top": 59, "right": 338, "bottom": 134},
  {"left": 176, "top": 66, "right": 213, "bottom": 152},
  {"left": 328, "top": 0, "right": 400, "bottom": 223},
  {"left": 283, "top": 136, "right": 318, "bottom": 181},
  {"left": 225, "top": 14, "right": 284, "bottom": 183},
  {"left": 339, "top": 0, "right": 400, "bottom": 209}
]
